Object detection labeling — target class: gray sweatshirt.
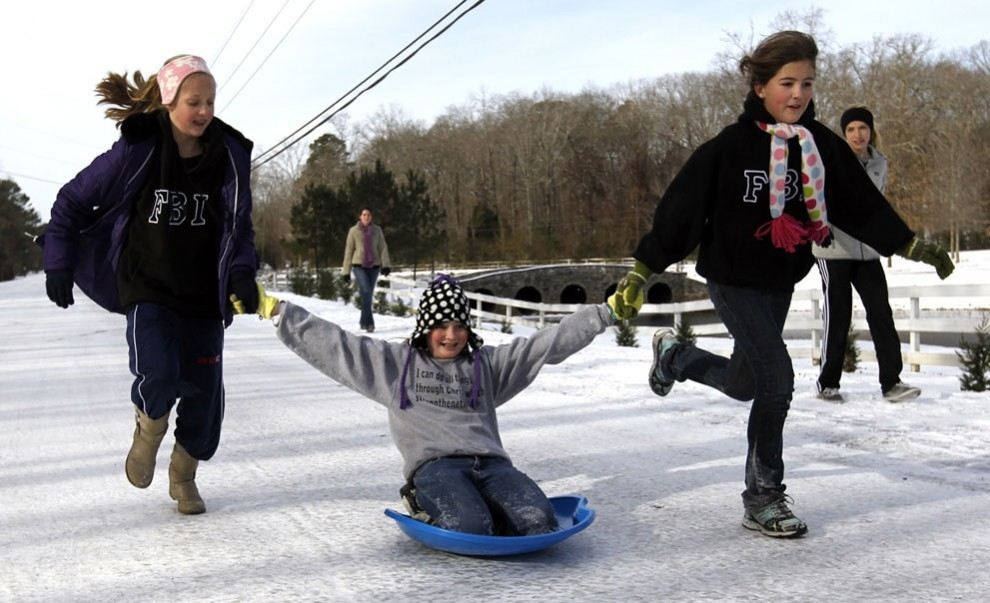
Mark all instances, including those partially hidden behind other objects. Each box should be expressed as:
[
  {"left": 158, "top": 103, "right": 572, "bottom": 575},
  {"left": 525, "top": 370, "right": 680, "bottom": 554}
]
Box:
[
  {"left": 813, "top": 146, "right": 889, "bottom": 261},
  {"left": 276, "top": 302, "right": 613, "bottom": 480}
]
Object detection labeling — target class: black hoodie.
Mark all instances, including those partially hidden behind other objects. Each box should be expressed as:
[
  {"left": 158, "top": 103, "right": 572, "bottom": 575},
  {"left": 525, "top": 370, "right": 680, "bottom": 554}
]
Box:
[{"left": 633, "top": 92, "right": 914, "bottom": 291}]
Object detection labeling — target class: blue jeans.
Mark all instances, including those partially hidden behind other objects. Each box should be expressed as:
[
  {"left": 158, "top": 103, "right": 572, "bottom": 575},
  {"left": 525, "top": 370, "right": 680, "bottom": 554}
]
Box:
[
  {"left": 125, "top": 303, "right": 225, "bottom": 460},
  {"left": 412, "top": 456, "right": 558, "bottom": 535},
  {"left": 351, "top": 266, "right": 379, "bottom": 329},
  {"left": 662, "top": 282, "right": 794, "bottom": 510}
]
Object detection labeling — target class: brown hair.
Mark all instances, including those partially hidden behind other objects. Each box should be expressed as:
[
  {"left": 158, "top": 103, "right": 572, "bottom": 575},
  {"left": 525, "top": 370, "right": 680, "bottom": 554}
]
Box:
[
  {"left": 739, "top": 31, "right": 819, "bottom": 89},
  {"left": 94, "top": 55, "right": 188, "bottom": 125}
]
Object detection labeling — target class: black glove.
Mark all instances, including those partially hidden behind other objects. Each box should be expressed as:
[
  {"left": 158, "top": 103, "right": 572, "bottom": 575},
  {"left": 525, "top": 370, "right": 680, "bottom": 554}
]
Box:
[
  {"left": 343, "top": 274, "right": 351, "bottom": 284},
  {"left": 228, "top": 269, "right": 259, "bottom": 313},
  {"left": 45, "top": 269, "right": 75, "bottom": 308},
  {"left": 380, "top": 267, "right": 391, "bottom": 277}
]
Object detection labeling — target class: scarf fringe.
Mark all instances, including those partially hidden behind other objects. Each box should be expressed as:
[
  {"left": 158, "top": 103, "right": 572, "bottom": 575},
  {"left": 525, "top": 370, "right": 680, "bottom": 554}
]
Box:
[{"left": 755, "top": 216, "right": 833, "bottom": 252}]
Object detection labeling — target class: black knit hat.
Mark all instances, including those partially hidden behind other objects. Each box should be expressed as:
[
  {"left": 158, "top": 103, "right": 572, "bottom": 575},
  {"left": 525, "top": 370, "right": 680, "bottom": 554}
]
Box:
[
  {"left": 840, "top": 106, "right": 874, "bottom": 134},
  {"left": 409, "top": 274, "right": 483, "bottom": 352}
]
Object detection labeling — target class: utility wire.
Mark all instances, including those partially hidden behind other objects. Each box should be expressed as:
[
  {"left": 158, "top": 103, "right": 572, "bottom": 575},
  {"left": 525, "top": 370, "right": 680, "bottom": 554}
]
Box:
[
  {"left": 212, "top": 0, "right": 257, "bottom": 66},
  {"left": 251, "top": 0, "right": 472, "bottom": 167},
  {"left": 252, "top": 0, "right": 486, "bottom": 169},
  {"left": 217, "top": 0, "right": 292, "bottom": 93},
  {"left": 220, "top": 0, "right": 317, "bottom": 113},
  {"left": 0, "top": 169, "right": 63, "bottom": 185}
]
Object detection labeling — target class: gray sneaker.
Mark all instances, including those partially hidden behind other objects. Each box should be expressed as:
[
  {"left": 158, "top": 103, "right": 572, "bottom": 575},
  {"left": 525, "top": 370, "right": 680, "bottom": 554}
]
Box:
[
  {"left": 648, "top": 329, "right": 678, "bottom": 396},
  {"left": 742, "top": 496, "right": 808, "bottom": 538},
  {"left": 817, "top": 387, "right": 844, "bottom": 403},
  {"left": 883, "top": 381, "right": 921, "bottom": 402}
]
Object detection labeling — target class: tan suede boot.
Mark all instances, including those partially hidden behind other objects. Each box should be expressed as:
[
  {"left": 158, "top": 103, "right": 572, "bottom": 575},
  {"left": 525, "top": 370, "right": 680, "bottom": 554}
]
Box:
[
  {"left": 169, "top": 443, "right": 206, "bottom": 515},
  {"left": 125, "top": 408, "right": 170, "bottom": 488}
]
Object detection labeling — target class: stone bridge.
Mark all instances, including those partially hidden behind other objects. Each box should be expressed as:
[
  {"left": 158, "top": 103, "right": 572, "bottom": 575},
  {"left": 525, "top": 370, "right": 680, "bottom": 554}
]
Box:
[{"left": 455, "top": 263, "right": 709, "bottom": 306}]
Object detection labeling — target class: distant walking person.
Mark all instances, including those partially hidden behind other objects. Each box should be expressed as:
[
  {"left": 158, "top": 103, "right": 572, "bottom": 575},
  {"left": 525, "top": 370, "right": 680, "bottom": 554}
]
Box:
[
  {"left": 40, "top": 55, "right": 258, "bottom": 515},
  {"left": 813, "top": 107, "right": 920, "bottom": 403},
  {"left": 342, "top": 207, "right": 391, "bottom": 332}
]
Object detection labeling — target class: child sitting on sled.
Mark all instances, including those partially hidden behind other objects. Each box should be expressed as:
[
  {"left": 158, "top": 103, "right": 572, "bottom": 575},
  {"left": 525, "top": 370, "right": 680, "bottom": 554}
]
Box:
[{"left": 235, "top": 274, "right": 618, "bottom": 535}]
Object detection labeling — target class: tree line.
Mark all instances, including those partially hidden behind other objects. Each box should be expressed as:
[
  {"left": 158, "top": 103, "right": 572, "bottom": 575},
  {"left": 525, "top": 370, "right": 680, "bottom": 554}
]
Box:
[
  {"left": 4, "top": 14, "right": 988, "bottom": 282},
  {"left": 252, "top": 17, "right": 990, "bottom": 269}
]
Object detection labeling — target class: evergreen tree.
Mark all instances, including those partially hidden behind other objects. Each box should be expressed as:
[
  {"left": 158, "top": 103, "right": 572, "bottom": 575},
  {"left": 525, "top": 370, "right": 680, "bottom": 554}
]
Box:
[
  {"left": 957, "top": 317, "right": 990, "bottom": 392},
  {"left": 390, "top": 297, "right": 412, "bottom": 318},
  {"left": 614, "top": 321, "right": 638, "bottom": 347},
  {"left": 675, "top": 320, "right": 697, "bottom": 345},
  {"left": 843, "top": 327, "right": 860, "bottom": 373},
  {"left": 374, "top": 290, "right": 390, "bottom": 315},
  {"left": 0, "top": 179, "right": 43, "bottom": 282},
  {"left": 336, "top": 272, "right": 354, "bottom": 304},
  {"left": 289, "top": 184, "right": 349, "bottom": 269},
  {"left": 393, "top": 169, "right": 446, "bottom": 272},
  {"left": 315, "top": 269, "right": 338, "bottom": 300},
  {"left": 289, "top": 267, "right": 315, "bottom": 296}
]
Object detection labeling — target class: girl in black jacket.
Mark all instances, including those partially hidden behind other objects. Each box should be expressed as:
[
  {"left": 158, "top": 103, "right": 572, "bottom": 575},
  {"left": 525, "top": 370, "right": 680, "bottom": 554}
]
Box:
[{"left": 608, "top": 31, "right": 953, "bottom": 538}]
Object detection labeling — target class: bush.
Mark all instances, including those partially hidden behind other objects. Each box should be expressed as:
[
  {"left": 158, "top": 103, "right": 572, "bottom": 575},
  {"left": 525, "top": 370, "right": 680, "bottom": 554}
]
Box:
[
  {"left": 374, "top": 290, "right": 390, "bottom": 315},
  {"left": 336, "top": 273, "right": 354, "bottom": 303},
  {"left": 500, "top": 320, "right": 513, "bottom": 334},
  {"left": 315, "top": 269, "right": 337, "bottom": 300},
  {"left": 843, "top": 326, "right": 860, "bottom": 373},
  {"left": 614, "top": 321, "right": 638, "bottom": 347},
  {"left": 958, "top": 316, "right": 990, "bottom": 392},
  {"left": 289, "top": 268, "right": 315, "bottom": 296},
  {"left": 391, "top": 297, "right": 412, "bottom": 317},
  {"left": 675, "top": 321, "right": 696, "bottom": 345}
]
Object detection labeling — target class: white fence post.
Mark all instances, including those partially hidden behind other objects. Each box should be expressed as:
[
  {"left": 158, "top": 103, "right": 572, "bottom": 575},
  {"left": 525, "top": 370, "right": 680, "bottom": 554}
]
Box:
[
  {"left": 910, "top": 296, "right": 921, "bottom": 372},
  {"left": 811, "top": 297, "right": 821, "bottom": 364}
]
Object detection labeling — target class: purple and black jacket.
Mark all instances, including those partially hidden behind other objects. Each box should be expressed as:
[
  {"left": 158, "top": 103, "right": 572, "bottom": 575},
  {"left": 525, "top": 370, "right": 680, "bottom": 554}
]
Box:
[{"left": 40, "top": 112, "right": 257, "bottom": 326}]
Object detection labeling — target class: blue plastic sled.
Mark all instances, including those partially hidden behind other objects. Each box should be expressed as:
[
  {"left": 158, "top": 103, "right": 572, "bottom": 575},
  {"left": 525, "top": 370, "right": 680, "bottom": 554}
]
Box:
[{"left": 384, "top": 495, "right": 595, "bottom": 556}]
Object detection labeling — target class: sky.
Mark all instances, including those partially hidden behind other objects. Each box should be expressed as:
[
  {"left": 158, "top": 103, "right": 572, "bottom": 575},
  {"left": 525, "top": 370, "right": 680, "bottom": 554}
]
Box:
[
  {"left": 1, "top": 252, "right": 988, "bottom": 600},
  {"left": 1, "top": 0, "right": 988, "bottom": 223}
]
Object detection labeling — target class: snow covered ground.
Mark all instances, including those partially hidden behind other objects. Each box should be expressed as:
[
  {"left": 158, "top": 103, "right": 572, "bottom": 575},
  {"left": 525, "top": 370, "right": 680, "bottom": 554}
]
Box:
[{"left": 1, "top": 253, "right": 988, "bottom": 602}]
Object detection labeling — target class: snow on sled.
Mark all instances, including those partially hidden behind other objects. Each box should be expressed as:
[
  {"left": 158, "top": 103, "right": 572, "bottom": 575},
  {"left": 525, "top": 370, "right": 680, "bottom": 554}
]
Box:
[{"left": 384, "top": 495, "right": 595, "bottom": 556}]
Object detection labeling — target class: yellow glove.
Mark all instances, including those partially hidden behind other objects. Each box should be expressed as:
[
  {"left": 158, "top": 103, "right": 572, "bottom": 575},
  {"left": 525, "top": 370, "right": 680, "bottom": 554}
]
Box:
[
  {"left": 607, "top": 260, "right": 651, "bottom": 320},
  {"left": 230, "top": 282, "right": 281, "bottom": 319}
]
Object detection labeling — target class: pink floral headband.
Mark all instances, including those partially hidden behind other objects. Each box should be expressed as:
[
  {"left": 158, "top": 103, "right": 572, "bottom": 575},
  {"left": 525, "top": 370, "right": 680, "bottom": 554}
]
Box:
[{"left": 156, "top": 55, "right": 212, "bottom": 105}]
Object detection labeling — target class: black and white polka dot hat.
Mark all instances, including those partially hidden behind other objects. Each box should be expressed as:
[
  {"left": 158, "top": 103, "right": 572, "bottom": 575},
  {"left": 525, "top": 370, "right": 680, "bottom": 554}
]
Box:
[{"left": 409, "top": 274, "right": 483, "bottom": 352}]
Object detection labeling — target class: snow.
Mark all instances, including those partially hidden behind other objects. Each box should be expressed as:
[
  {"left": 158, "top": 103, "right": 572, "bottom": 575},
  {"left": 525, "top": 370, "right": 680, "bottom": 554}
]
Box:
[{"left": 2, "top": 253, "right": 989, "bottom": 602}]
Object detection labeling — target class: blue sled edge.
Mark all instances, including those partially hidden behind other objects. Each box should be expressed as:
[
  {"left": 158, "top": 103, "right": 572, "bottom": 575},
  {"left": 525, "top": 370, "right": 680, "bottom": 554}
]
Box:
[{"left": 385, "top": 494, "right": 596, "bottom": 557}]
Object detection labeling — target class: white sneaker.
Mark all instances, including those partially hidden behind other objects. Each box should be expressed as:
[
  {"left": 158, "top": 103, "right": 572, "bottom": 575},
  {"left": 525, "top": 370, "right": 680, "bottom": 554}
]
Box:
[
  {"left": 883, "top": 381, "right": 921, "bottom": 402},
  {"left": 817, "top": 387, "right": 844, "bottom": 402}
]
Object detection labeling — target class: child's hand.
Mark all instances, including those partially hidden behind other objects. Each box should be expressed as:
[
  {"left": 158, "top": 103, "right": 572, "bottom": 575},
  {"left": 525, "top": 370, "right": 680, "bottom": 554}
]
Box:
[
  {"left": 609, "top": 261, "right": 651, "bottom": 319},
  {"left": 231, "top": 282, "right": 281, "bottom": 319},
  {"left": 898, "top": 237, "right": 954, "bottom": 280}
]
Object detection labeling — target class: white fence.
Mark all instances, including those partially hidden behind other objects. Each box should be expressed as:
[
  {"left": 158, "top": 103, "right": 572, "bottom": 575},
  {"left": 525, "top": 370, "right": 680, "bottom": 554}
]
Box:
[
  {"left": 383, "top": 275, "right": 990, "bottom": 370},
  {"left": 268, "top": 270, "right": 989, "bottom": 370}
]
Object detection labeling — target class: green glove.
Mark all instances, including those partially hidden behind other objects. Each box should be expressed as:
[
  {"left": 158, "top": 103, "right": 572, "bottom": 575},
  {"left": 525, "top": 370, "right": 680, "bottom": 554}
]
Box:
[
  {"left": 897, "top": 237, "right": 954, "bottom": 280},
  {"left": 230, "top": 282, "right": 282, "bottom": 319},
  {"left": 607, "top": 260, "right": 651, "bottom": 320}
]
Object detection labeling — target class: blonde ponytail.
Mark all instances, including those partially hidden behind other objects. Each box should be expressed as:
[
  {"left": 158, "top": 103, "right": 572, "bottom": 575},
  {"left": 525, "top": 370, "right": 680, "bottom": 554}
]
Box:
[{"left": 94, "top": 70, "right": 164, "bottom": 125}]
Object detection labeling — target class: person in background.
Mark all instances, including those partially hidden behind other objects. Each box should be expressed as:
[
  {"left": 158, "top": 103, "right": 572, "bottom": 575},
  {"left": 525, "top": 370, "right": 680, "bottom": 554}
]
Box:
[
  {"left": 233, "top": 274, "right": 620, "bottom": 535},
  {"left": 41, "top": 55, "right": 258, "bottom": 515},
  {"left": 812, "top": 107, "right": 920, "bottom": 403},
  {"left": 342, "top": 207, "right": 391, "bottom": 332},
  {"left": 607, "top": 31, "right": 953, "bottom": 538}
]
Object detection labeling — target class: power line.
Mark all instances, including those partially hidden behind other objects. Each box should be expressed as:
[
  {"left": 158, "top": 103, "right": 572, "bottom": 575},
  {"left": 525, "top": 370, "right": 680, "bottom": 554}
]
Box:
[
  {"left": 212, "top": 0, "right": 257, "bottom": 66},
  {"left": 220, "top": 0, "right": 316, "bottom": 113},
  {"left": 0, "top": 169, "right": 63, "bottom": 185},
  {"left": 217, "top": 0, "right": 292, "bottom": 93},
  {"left": 251, "top": 0, "right": 487, "bottom": 170}
]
